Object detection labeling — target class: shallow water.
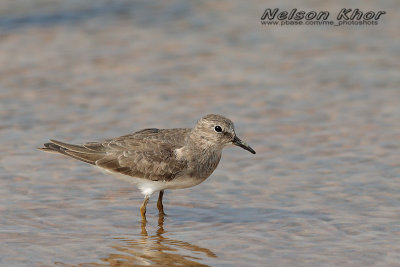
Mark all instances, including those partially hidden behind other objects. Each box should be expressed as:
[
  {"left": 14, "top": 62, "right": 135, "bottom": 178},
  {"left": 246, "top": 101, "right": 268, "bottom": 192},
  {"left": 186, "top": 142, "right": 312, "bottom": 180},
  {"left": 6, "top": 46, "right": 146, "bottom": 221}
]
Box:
[{"left": 1, "top": 0, "right": 399, "bottom": 266}]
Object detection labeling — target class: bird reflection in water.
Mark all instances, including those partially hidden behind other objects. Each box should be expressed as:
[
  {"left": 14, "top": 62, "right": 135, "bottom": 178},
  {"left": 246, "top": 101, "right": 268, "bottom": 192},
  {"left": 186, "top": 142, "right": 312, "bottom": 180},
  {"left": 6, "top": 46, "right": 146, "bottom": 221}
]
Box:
[{"left": 101, "top": 214, "right": 217, "bottom": 266}]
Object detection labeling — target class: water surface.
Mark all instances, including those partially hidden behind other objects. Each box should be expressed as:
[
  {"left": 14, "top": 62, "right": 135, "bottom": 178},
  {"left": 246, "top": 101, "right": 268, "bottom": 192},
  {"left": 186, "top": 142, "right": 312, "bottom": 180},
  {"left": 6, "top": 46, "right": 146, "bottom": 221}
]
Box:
[{"left": 0, "top": 0, "right": 399, "bottom": 266}]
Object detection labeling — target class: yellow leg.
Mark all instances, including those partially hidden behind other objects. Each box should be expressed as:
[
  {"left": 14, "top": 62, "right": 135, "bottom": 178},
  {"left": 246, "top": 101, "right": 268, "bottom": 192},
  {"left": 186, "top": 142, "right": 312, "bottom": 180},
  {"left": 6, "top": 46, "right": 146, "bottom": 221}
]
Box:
[
  {"left": 157, "top": 190, "right": 166, "bottom": 215},
  {"left": 140, "top": 195, "right": 150, "bottom": 219}
]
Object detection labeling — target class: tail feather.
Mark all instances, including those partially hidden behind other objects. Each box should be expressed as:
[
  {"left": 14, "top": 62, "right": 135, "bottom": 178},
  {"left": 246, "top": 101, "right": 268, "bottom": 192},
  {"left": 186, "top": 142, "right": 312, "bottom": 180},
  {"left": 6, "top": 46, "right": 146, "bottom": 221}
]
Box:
[{"left": 39, "top": 140, "right": 105, "bottom": 165}]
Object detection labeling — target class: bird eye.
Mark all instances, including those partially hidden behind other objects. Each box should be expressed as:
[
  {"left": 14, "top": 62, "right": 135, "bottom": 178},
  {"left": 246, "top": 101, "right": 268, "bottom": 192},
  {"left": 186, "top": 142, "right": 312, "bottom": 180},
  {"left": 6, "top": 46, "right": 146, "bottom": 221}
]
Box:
[{"left": 214, "top": 125, "right": 222, "bottom": 133}]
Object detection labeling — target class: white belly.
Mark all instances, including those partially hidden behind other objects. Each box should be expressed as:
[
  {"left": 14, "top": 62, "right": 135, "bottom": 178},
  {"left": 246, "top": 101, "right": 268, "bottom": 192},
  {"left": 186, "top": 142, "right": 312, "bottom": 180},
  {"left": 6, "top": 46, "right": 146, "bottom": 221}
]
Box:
[{"left": 97, "top": 166, "right": 206, "bottom": 196}]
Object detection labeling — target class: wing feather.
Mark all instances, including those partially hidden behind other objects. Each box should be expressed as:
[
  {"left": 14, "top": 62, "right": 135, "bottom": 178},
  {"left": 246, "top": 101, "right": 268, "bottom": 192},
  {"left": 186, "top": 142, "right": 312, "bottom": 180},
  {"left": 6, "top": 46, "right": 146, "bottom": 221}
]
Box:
[{"left": 41, "top": 128, "right": 191, "bottom": 181}]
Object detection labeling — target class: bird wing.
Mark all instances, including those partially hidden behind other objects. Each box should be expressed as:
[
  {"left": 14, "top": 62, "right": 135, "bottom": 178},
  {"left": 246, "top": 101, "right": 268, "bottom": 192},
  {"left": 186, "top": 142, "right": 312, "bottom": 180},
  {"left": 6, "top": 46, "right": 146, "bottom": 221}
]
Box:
[{"left": 41, "top": 128, "right": 191, "bottom": 181}]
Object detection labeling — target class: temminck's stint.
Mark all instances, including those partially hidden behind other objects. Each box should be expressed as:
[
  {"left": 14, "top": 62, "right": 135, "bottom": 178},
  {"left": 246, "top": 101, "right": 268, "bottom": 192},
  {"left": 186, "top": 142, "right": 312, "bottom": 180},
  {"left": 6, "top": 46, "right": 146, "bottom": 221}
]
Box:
[{"left": 40, "top": 114, "right": 256, "bottom": 219}]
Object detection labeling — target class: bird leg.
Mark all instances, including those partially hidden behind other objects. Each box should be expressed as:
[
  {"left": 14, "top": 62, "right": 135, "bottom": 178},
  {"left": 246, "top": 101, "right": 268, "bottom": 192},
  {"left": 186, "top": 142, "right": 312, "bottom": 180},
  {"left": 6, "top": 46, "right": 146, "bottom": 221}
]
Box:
[
  {"left": 140, "top": 195, "right": 150, "bottom": 219},
  {"left": 141, "top": 217, "right": 148, "bottom": 236},
  {"left": 157, "top": 190, "right": 166, "bottom": 215}
]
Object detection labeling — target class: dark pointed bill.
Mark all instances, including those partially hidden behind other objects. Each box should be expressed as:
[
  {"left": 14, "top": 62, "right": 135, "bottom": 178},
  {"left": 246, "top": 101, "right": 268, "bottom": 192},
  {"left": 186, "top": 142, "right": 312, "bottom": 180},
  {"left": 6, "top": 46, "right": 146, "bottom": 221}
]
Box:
[{"left": 232, "top": 136, "right": 256, "bottom": 154}]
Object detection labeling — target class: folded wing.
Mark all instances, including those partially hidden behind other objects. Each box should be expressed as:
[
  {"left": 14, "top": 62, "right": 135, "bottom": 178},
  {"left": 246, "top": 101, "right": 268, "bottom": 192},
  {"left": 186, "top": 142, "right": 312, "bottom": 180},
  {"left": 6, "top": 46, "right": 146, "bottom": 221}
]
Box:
[{"left": 40, "top": 128, "right": 191, "bottom": 181}]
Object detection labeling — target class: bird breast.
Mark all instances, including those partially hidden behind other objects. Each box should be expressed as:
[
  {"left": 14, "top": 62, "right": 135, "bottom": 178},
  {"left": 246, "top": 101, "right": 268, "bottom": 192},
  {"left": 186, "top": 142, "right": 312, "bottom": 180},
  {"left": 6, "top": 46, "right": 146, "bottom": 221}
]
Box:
[
  {"left": 174, "top": 146, "right": 222, "bottom": 179},
  {"left": 190, "top": 150, "right": 222, "bottom": 179}
]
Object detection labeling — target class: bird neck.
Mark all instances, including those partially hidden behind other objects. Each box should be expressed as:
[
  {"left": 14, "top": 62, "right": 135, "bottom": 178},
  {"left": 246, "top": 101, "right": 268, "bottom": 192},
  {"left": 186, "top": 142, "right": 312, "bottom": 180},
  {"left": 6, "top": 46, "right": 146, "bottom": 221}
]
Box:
[
  {"left": 186, "top": 131, "right": 224, "bottom": 154},
  {"left": 178, "top": 136, "right": 222, "bottom": 179},
  {"left": 174, "top": 132, "right": 223, "bottom": 163}
]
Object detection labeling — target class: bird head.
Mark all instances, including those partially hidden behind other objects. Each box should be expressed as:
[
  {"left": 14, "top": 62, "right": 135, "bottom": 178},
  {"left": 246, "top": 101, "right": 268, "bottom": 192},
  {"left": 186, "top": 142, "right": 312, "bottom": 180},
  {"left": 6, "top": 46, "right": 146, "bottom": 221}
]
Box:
[{"left": 192, "top": 114, "right": 256, "bottom": 154}]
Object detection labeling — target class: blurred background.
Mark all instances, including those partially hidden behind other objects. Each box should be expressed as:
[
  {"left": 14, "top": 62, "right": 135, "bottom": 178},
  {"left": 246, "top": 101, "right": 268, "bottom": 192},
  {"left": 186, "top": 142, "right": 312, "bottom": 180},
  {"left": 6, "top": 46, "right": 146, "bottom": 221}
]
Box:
[{"left": 0, "top": 0, "right": 399, "bottom": 266}]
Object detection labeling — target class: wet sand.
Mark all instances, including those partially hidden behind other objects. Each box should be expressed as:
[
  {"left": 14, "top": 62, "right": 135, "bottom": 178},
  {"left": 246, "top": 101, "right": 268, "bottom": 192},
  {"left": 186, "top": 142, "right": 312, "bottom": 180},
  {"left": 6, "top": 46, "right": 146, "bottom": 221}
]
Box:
[{"left": 0, "top": 0, "right": 399, "bottom": 266}]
